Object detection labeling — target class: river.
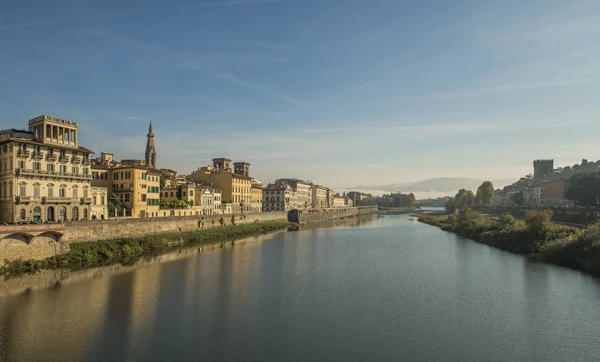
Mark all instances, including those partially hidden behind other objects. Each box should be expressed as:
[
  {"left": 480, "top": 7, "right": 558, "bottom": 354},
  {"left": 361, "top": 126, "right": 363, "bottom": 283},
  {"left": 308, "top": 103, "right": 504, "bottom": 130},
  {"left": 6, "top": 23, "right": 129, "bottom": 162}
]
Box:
[{"left": 1, "top": 214, "right": 600, "bottom": 361}]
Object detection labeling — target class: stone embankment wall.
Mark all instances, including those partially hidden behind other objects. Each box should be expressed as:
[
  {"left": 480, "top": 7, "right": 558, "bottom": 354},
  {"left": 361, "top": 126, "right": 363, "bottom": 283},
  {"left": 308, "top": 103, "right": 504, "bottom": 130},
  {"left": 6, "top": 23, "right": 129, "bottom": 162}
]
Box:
[{"left": 0, "top": 207, "right": 378, "bottom": 263}]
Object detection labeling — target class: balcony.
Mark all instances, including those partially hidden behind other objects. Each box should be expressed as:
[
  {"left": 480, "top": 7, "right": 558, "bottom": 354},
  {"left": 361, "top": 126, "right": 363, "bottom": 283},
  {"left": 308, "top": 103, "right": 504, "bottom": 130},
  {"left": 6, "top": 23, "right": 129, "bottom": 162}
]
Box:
[
  {"left": 46, "top": 154, "right": 57, "bottom": 162},
  {"left": 71, "top": 155, "right": 81, "bottom": 163},
  {"left": 32, "top": 152, "right": 43, "bottom": 160},
  {"left": 17, "top": 150, "right": 30, "bottom": 158},
  {"left": 44, "top": 197, "right": 77, "bottom": 204},
  {"left": 113, "top": 187, "right": 133, "bottom": 192},
  {"left": 59, "top": 155, "right": 69, "bottom": 163},
  {"left": 81, "top": 197, "right": 93, "bottom": 204},
  {"left": 15, "top": 196, "right": 36, "bottom": 204},
  {"left": 82, "top": 158, "right": 91, "bottom": 166},
  {"left": 15, "top": 168, "right": 93, "bottom": 180}
]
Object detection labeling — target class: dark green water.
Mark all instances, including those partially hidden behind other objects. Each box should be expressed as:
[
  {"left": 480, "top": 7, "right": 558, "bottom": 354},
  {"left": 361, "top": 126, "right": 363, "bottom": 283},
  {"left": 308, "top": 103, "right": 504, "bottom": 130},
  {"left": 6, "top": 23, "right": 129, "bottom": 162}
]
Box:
[{"left": 1, "top": 215, "right": 600, "bottom": 361}]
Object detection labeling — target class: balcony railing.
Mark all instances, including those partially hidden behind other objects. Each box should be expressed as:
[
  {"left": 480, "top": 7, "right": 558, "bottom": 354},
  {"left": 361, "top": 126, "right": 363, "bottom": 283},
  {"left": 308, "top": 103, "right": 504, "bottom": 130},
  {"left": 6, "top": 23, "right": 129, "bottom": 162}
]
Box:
[
  {"left": 81, "top": 197, "right": 93, "bottom": 204},
  {"left": 59, "top": 155, "right": 69, "bottom": 163},
  {"left": 15, "top": 196, "right": 36, "bottom": 203},
  {"left": 46, "top": 154, "right": 57, "bottom": 162},
  {"left": 71, "top": 156, "right": 81, "bottom": 163},
  {"left": 82, "top": 159, "right": 91, "bottom": 165},
  {"left": 44, "top": 197, "right": 78, "bottom": 204},
  {"left": 32, "top": 152, "right": 43, "bottom": 160},
  {"left": 15, "top": 168, "right": 92, "bottom": 180},
  {"left": 17, "top": 150, "right": 30, "bottom": 158},
  {"left": 113, "top": 187, "right": 133, "bottom": 192}
]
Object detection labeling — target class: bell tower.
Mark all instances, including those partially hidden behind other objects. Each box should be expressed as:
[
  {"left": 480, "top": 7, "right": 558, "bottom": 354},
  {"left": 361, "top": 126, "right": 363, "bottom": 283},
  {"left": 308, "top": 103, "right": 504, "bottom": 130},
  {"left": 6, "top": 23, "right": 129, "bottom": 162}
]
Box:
[{"left": 145, "top": 121, "right": 157, "bottom": 168}]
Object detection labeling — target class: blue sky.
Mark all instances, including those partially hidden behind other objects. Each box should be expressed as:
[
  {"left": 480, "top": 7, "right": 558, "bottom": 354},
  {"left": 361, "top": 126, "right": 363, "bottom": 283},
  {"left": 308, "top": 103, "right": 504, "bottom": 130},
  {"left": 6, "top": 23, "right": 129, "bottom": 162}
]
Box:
[{"left": 1, "top": 0, "right": 599, "bottom": 190}]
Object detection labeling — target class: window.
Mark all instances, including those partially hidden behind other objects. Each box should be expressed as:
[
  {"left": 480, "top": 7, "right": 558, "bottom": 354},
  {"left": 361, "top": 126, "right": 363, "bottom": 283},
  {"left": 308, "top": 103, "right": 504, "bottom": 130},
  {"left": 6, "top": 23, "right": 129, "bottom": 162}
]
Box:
[
  {"left": 73, "top": 188, "right": 78, "bottom": 199},
  {"left": 33, "top": 162, "right": 40, "bottom": 171},
  {"left": 83, "top": 188, "right": 88, "bottom": 198},
  {"left": 59, "top": 186, "right": 66, "bottom": 198},
  {"left": 114, "top": 173, "right": 119, "bottom": 180},
  {"left": 83, "top": 168, "right": 89, "bottom": 175},
  {"left": 72, "top": 166, "right": 78, "bottom": 174},
  {"left": 47, "top": 164, "right": 55, "bottom": 172},
  {"left": 141, "top": 194, "right": 147, "bottom": 202},
  {"left": 93, "top": 171, "right": 98, "bottom": 179},
  {"left": 93, "top": 195, "right": 97, "bottom": 205},
  {"left": 190, "top": 190, "right": 193, "bottom": 197},
  {"left": 60, "top": 165, "right": 67, "bottom": 173},
  {"left": 48, "top": 185, "right": 54, "bottom": 197},
  {"left": 101, "top": 194, "right": 105, "bottom": 205},
  {"left": 19, "top": 209, "right": 26, "bottom": 220},
  {"left": 34, "top": 184, "right": 40, "bottom": 197},
  {"left": 18, "top": 160, "right": 25, "bottom": 169},
  {"left": 19, "top": 183, "right": 26, "bottom": 196}
]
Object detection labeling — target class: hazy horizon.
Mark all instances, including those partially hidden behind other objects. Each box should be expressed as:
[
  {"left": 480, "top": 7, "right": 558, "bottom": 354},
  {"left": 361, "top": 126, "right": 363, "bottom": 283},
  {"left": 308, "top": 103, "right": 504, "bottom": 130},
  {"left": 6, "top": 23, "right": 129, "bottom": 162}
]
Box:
[{"left": 2, "top": 0, "right": 599, "bottom": 189}]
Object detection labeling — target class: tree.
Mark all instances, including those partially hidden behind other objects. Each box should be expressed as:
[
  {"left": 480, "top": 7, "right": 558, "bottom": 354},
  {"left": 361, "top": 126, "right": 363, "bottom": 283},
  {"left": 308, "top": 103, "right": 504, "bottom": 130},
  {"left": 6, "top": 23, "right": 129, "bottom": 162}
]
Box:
[
  {"left": 566, "top": 172, "right": 600, "bottom": 206},
  {"left": 476, "top": 181, "right": 495, "bottom": 206},
  {"left": 509, "top": 192, "right": 523, "bottom": 206},
  {"left": 455, "top": 189, "right": 475, "bottom": 209},
  {"left": 108, "top": 195, "right": 125, "bottom": 217},
  {"left": 445, "top": 198, "right": 457, "bottom": 214},
  {"left": 475, "top": 189, "right": 482, "bottom": 205}
]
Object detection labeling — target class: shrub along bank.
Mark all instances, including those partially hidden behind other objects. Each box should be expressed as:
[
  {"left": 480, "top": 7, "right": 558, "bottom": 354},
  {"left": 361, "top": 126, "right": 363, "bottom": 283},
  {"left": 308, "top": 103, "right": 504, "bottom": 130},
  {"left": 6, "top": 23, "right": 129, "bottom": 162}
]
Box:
[
  {"left": 416, "top": 209, "right": 600, "bottom": 276},
  {"left": 1, "top": 221, "right": 289, "bottom": 278}
]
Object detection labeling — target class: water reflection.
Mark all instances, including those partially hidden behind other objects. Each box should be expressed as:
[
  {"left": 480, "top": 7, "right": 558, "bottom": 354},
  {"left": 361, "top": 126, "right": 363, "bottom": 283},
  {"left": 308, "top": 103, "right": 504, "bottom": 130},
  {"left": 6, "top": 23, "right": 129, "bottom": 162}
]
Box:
[{"left": 3, "top": 214, "right": 600, "bottom": 361}]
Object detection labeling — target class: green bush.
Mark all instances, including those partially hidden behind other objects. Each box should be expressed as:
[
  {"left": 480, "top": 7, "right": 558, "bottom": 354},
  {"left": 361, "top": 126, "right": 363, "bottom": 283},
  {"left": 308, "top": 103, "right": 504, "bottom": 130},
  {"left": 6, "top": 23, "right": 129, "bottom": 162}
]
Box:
[{"left": 0, "top": 221, "right": 289, "bottom": 278}]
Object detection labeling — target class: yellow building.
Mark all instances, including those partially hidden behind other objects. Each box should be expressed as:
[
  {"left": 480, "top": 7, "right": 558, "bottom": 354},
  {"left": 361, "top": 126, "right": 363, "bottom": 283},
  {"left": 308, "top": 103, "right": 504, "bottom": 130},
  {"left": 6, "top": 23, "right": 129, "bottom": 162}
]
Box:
[
  {"left": 311, "top": 184, "right": 328, "bottom": 208},
  {"left": 109, "top": 165, "right": 160, "bottom": 218},
  {"left": 188, "top": 158, "right": 254, "bottom": 213},
  {"left": 0, "top": 115, "right": 95, "bottom": 223},
  {"left": 91, "top": 122, "right": 161, "bottom": 218},
  {"left": 333, "top": 195, "right": 346, "bottom": 207},
  {"left": 250, "top": 183, "right": 263, "bottom": 213}
]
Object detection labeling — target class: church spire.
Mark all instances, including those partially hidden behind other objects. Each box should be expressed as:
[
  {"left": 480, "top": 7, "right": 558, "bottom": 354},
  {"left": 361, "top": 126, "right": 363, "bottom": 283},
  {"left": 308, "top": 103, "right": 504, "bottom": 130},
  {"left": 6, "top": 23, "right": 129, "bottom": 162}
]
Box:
[{"left": 145, "top": 120, "right": 157, "bottom": 169}]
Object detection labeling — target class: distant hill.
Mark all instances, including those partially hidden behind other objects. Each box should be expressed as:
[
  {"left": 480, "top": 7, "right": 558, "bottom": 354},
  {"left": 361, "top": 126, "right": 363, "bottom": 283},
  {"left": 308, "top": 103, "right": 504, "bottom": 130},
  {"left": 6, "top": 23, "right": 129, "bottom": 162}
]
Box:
[{"left": 351, "top": 177, "right": 512, "bottom": 194}]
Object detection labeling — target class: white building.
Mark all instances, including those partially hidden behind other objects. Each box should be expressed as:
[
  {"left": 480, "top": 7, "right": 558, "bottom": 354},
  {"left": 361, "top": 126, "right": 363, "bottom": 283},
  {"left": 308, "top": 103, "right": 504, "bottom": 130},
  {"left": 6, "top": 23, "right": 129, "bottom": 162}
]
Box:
[{"left": 263, "top": 184, "right": 295, "bottom": 212}]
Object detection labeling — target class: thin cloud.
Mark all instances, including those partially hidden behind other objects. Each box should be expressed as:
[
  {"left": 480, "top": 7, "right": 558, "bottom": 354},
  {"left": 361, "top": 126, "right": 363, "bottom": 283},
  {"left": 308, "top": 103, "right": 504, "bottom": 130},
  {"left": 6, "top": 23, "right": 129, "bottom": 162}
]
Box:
[
  {"left": 397, "top": 77, "right": 600, "bottom": 101},
  {"left": 0, "top": 0, "right": 289, "bottom": 30},
  {"left": 112, "top": 115, "right": 148, "bottom": 120},
  {"left": 183, "top": 64, "right": 309, "bottom": 106}
]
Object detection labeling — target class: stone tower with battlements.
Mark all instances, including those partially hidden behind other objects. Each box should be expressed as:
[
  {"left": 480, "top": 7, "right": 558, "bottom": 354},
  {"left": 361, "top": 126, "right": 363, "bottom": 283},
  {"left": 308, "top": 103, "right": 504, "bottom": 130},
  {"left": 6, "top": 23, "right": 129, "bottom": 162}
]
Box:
[{"left": 533, "top": 159, "right": 553, "bottom": 181}]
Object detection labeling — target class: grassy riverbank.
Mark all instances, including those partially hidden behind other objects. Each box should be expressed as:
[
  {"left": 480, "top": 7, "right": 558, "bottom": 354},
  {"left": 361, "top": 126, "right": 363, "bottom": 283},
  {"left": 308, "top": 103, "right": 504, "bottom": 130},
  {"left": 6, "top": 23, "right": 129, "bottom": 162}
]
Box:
[
  {"left": 1, "top": 221, "right": 289, "bottom": 278},
  {"left": 379, "top": 206, "right": 417, "bottom": 215},
  {"left": 416, "top": 210, "right": 600, "bottom": 276}
]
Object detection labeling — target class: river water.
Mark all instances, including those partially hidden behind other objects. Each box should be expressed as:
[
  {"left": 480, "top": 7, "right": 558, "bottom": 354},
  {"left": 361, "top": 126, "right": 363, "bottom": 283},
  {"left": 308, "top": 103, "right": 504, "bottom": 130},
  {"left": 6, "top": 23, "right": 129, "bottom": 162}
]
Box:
[{"left": 1, "top": 214, "right": 600, "bottom": 361}]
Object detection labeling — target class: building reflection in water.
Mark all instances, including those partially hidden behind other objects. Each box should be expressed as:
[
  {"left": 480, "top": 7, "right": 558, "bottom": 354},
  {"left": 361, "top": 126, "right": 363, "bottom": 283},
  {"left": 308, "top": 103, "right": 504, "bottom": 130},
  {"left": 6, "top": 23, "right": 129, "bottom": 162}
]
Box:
[{"left": 0, "top": 215, "right": 378, "bottom": 360}]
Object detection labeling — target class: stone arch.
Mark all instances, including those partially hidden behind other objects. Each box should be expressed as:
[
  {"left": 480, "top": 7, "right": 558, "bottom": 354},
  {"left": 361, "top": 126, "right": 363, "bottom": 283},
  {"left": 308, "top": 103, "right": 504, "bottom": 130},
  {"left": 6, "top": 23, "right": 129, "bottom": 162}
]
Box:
[
  {"left": 33, "top": 206, "right": 42, "bottom": 222},
  {"left": 35, "top": 231, "right": 63, "bottom": 243},
  {"left": 47, "top": 206, "right": 55, "bottom": 221},
  {"left": 71, "top": 206, "right": 79, "bottom": 221},
  {"left": 1, "top": 232, "right": 35, "bottom": 245}
]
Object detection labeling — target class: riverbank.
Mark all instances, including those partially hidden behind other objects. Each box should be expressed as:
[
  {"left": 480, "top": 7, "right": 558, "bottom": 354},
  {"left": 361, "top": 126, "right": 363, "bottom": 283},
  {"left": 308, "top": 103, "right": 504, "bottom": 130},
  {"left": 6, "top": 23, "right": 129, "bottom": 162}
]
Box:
[
  {"left": 379, "top": 206, "right": 417, "bottom": 215},
  {"left": 415, "top": 210, "right": 600, "bottom": 277},
  {"left": 0, "top": 221, "right": 289, "bottom": 278}
]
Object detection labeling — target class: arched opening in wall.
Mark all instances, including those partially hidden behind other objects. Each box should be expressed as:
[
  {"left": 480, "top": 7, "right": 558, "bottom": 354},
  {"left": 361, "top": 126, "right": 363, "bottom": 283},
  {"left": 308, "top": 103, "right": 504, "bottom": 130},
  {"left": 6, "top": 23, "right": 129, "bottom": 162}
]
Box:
[
  {"left": 72, "top": 207, "right": 79, "bottom": 221},
  {"left": 47, "top": 206, "right": 55, "bottom": 221},
  {"left": 33, "top": 207, "right": 41, "bottom": 223},
  {"left": 59, "top": 206, "right": 67, "bottom": 222},
  {"left": 83, "top": 208, "right": 88, "bottom": 220},
  {"left": 170, "top": 210, "right": 175, "bottom": 217},
  {"left": 19, "top": 208, "right": 26, "bottom": 221}
]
